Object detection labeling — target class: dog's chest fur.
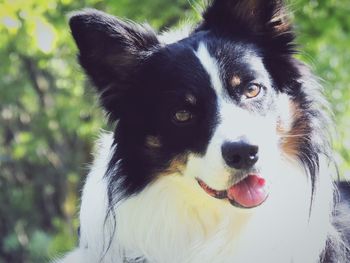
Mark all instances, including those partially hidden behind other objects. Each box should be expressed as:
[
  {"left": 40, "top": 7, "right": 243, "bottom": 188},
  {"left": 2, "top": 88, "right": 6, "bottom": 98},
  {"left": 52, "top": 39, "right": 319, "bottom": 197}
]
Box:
[{"left": 77, "top": 133, "right": 334, "bottom": 263}]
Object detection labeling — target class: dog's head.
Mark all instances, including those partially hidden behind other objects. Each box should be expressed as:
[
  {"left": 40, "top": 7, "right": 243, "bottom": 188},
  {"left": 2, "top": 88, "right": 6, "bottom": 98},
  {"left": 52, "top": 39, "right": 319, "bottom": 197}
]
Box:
[{"left": 70, "top": 0, "right": 330, "bottom": 209}]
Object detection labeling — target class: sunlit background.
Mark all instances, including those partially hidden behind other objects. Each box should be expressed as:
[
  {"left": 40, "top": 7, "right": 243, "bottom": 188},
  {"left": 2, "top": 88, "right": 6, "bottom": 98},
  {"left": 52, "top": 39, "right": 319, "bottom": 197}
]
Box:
[{"left": 0, "top": 0, "right": 349, "bottom": 262}]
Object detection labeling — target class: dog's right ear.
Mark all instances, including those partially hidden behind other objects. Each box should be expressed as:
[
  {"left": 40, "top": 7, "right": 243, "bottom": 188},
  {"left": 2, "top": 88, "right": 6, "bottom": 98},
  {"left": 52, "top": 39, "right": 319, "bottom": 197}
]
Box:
[
  {"left": 197, "top": 0, "right": 294, "bottom": 55},
  {"left": 69, "top": 9, "right": 159, "bottom": 121}
]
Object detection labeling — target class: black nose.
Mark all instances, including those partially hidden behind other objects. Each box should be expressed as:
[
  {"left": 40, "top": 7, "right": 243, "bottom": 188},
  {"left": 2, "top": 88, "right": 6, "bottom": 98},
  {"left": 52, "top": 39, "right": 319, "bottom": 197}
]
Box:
[{"left": 221, "top": 141, "right": 259, "bottom": 170}]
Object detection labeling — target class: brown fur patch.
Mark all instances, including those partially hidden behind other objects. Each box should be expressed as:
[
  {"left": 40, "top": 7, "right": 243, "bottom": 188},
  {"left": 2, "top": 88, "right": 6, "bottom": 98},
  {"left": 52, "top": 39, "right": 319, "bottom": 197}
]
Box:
[
  {"left": 145, "top": 135, "right": 162, "bottom": 148},
  {"left": 185, "top": 94, "right": 197, "bottom": 105},
  {"left": 230, "top": 75, "right": 241, "bottom": 87},
  {"left": 278, "top": 100, "right": 309, "bottom": 157},
  {"left": 271, "top": 11, "right": 290, "bottom": 34},
  {"left": 162, "top": 154, "right": 189, "bottom": 175}
]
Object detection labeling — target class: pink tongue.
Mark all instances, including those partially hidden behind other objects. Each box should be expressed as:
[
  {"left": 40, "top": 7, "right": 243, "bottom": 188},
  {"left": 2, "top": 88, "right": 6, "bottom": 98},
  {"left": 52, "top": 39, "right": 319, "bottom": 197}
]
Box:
[{"left": 227, "top": 175, "right": 268, "bottom": 208}]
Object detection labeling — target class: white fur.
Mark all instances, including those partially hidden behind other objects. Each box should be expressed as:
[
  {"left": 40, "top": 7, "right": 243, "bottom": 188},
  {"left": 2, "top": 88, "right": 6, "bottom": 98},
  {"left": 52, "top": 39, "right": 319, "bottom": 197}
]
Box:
[
  {"left": 57, "top": 45, "right": 335, "bottom": 263},
  {"left": 194, "top": 43, "right": 223, "bottom": 96},
  {"left": 158, "top": 24, "right": 192, "bottom": 45},
  {"left": 57, "top": 133, "right": 334, "bottom": 263}
]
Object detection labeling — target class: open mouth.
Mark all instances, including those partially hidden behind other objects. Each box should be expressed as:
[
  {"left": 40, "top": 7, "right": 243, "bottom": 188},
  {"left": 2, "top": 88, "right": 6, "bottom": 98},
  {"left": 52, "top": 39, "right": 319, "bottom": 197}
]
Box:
[{"left": 197, "top": 174, "right": 268, "bottom": 209}]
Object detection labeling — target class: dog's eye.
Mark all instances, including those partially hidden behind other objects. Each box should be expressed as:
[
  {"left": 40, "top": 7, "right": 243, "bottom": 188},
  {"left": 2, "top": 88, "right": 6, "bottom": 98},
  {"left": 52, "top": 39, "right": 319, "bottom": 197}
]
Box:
[
  {"left": 173, "top": 110, "right": 193, "bottom": 123},
  {"left": 243, "top": 84, "right": 262, "bottom": 99}
]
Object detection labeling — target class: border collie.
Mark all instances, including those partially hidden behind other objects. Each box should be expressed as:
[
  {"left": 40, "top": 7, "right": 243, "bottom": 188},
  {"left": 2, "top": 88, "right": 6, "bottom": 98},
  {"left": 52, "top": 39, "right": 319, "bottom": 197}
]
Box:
[{"left": 58, "top": 0, "right": 350, "bottom": 262}]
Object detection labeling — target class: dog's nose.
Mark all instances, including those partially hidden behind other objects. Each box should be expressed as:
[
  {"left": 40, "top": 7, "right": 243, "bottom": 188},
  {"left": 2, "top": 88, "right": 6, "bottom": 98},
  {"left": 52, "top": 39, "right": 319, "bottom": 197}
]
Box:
[{"left": 221, "top": 141, "right": 259, "bottom": 170}]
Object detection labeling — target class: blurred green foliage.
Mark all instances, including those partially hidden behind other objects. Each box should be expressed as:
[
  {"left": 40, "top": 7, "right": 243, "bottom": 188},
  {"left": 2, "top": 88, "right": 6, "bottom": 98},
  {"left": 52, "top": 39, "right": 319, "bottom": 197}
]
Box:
[{"left": 0, "top": 0, "right": 349, "bottom": 262}]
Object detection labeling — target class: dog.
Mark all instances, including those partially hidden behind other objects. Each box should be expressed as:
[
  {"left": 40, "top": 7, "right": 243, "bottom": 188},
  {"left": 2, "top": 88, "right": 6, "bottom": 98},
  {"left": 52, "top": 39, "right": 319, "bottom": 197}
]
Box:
[{"left": 58, "top": 0, "right": 350, "bottom": 262}]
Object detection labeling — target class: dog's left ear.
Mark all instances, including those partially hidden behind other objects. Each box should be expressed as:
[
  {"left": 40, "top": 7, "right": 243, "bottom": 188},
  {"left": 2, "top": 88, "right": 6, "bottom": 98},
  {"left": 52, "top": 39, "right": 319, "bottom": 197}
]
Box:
[
  {"left": 197, "top": 0, "right": 294, "bottom": 54},
  {"left": 69, "top": 9, "right": 159, "bottom": 121}
]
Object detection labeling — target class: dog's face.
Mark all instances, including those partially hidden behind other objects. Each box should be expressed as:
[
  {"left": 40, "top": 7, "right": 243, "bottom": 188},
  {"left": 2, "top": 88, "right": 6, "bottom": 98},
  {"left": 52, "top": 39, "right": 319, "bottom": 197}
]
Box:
[
  {"left": 142, "top": 38, "right": 281, "bottom": 206},
  {"left": 70, "top": 0, "right": 324, "bottom": 209},
  {"left": 122, "top": 37, "right": 282, "bottom": 208}
]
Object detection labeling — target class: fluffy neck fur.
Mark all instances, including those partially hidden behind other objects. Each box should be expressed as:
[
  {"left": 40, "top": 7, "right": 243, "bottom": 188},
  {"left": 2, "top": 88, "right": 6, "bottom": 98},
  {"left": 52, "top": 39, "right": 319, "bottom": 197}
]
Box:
[{"left": 69, "top": 132, "right": 337, "bottom": 263}]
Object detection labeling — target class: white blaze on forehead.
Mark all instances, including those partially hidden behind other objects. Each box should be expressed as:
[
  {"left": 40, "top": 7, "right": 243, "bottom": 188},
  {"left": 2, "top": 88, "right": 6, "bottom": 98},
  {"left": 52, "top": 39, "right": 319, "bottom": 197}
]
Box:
[{"left": 194, "top": 42, "right": 223, "bottom": 96}]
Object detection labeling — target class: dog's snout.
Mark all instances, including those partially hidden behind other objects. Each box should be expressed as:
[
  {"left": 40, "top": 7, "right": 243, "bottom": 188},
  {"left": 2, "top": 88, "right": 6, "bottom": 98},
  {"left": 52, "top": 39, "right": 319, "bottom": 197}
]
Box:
[{"left": 221, "top": 141, "right": 259, "bottom": 170}]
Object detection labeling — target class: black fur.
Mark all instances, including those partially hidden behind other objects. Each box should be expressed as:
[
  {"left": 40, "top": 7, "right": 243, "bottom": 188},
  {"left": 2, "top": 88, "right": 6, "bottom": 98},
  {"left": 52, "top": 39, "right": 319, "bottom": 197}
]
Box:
[
  {"left": 322, "top": 182, "right": 350, "bottom": 263},
  {"left": 196, "top": 0, "right": 295, "bottom": 55},
  {"left": 70, "top": 9, "right": 159, "bottom": 121},
  {"left": 107, "top": 39, "right": 219, "bottom": 197}
]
